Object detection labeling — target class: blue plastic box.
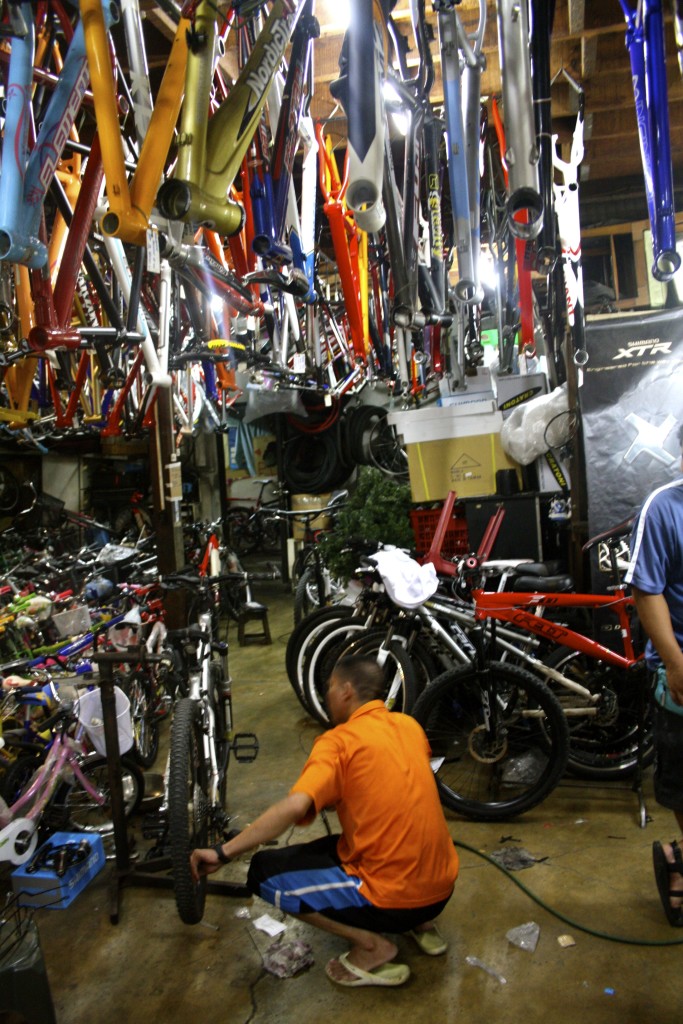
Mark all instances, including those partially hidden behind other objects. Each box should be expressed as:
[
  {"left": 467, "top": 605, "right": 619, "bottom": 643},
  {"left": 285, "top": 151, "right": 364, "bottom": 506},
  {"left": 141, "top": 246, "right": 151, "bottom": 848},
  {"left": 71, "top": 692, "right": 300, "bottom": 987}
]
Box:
[{"left": 11, "top": 832, "right": 105, "bottom": 909}]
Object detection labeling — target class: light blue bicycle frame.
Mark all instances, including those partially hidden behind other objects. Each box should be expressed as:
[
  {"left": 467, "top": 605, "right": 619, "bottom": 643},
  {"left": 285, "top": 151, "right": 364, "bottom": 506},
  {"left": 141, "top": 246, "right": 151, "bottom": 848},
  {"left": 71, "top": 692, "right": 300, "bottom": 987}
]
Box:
[{"left": 0, "top": 0, "right": 117, "bottom": 268}]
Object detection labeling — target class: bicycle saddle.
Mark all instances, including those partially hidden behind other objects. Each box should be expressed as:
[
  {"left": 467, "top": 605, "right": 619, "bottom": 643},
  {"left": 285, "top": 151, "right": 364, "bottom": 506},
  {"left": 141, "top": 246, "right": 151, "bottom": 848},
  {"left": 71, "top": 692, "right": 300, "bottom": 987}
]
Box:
[
  {"left": 509, "top": 574, "right": 574, "bottom": 593},
  {"left": 243, "top": 268, "right": 311, "bottom": 298}
]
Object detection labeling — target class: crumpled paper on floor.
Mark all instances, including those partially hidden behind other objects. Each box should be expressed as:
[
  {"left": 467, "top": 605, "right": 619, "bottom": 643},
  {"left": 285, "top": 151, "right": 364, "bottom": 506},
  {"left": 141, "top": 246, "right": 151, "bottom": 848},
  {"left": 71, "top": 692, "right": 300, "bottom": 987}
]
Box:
[
  {"left": 262, "top": 939, "right": 315, "bottom": 978},
  {"left": 489, "top": 846, "right": 540, "bottom": 871}
]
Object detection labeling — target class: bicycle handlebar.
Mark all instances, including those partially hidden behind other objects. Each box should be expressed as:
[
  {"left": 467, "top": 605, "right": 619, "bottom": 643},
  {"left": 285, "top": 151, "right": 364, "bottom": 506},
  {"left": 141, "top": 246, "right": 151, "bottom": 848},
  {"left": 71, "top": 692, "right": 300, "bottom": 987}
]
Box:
[{"left": 160, "top": 568, "right": 280, "bottom": 589}]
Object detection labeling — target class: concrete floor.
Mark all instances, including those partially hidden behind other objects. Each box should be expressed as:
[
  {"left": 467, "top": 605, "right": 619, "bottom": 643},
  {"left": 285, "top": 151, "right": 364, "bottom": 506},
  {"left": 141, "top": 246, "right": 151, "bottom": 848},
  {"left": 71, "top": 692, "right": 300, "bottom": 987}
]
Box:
[{"left": 3, "top": 576, "right": 683, "bottom": 1024}]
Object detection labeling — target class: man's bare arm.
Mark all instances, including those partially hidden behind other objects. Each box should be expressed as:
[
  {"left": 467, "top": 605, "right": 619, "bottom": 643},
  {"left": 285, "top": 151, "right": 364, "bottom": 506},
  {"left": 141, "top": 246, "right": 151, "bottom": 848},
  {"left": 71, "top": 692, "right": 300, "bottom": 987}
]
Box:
[{"left": 632, "top": 587, "right": 683, "bottom": 704}]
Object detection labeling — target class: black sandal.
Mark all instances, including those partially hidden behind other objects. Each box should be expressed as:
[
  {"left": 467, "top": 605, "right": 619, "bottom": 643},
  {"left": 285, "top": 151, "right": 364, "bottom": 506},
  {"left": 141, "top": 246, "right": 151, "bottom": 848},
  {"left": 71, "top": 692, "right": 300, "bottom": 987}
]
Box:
[{"left": 652, "top": 840, "right": 683, "bottom": 927}]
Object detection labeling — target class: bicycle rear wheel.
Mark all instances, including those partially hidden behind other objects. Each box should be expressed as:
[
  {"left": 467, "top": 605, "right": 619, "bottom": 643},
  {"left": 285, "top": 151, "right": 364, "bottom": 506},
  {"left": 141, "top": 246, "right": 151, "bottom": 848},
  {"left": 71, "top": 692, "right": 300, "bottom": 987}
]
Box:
[
  {"left": 542, "top": 649, "right": 654, "bottom": 780},
  {"left": 50, "top": 754, "right": 144, "bottom": 832},
  {"left": 225, "top": 509, "right": 258, "bottom": 556},
  {"left": 411, "top": 661, "right": 569, "bottom": 820},
  {"left": 168, "top": 697, "right": 210, "bottom": 924}
]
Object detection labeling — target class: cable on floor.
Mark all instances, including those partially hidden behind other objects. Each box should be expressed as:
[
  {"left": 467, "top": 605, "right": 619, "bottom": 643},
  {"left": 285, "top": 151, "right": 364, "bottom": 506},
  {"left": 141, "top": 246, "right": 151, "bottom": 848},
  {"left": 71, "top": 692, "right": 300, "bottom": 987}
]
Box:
[{"left": 455, "top": 838, "right": 683, "bottom": 947}]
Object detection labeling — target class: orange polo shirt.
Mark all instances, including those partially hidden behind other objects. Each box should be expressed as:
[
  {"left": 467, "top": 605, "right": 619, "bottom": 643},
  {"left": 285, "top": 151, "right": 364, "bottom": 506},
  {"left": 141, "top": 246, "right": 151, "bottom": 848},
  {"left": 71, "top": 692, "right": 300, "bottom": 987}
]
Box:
[{"left": 290, "top": 700, "right": 459, "bottom": 908}]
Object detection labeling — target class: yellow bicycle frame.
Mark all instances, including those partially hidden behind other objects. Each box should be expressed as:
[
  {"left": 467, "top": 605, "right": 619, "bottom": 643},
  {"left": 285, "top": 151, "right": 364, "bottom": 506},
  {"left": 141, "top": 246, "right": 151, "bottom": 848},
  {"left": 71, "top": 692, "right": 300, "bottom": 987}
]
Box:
[
  {"left": 158, "top": 0, "right": 304, "bottom": 236},
  {"left": 80, "top": 0, "right": 189, "bottom": 245}
]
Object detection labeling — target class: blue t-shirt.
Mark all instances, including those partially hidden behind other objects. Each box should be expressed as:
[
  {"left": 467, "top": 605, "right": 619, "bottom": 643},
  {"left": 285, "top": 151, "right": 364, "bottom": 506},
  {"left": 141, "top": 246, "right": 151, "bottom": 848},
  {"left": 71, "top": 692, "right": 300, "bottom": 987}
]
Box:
[{"left": 625, "top": 478, "right": 683, "bottom": 668}]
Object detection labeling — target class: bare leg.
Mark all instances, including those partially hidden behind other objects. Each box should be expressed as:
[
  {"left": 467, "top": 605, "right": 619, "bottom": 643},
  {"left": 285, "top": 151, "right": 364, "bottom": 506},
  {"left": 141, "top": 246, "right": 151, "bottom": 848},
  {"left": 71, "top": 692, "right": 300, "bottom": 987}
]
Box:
[{"left": 295, "top": 911, "right": 400, "bottom": 982}]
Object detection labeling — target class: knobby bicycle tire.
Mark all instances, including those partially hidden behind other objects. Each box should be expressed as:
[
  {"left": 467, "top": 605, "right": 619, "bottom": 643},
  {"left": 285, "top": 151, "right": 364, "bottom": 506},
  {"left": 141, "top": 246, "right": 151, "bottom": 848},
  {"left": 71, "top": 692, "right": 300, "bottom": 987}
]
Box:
[
  {"left": 168, "top": 698, "right": 210, "bottom": 925},
  {"left": 50, "top": 753, "right": 144, "bottom": 833},
  {"left": 411, "top": 661, "right": 569, "bottom": 821},
  {"left": 543, "top": 648, "right": 654, "bottom": 780}
]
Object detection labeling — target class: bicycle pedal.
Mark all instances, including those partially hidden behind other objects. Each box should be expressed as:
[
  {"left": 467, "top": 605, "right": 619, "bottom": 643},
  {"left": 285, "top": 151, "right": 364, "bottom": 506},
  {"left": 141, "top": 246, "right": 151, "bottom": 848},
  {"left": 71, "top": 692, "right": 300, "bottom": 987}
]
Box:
[
  {"left": 232, "top": 732, "right": 259, "bottom": 762},
  {"left": 141, "top": 814, "right": 168, "bottom": 840}
]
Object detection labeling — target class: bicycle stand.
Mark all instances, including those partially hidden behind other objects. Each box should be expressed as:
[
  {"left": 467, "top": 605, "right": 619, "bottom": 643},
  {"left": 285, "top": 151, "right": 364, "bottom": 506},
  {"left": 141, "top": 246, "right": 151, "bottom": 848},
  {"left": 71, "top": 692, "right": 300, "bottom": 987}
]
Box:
[{"left": 92, "top": 652, "right": 250, "bottom": 925}]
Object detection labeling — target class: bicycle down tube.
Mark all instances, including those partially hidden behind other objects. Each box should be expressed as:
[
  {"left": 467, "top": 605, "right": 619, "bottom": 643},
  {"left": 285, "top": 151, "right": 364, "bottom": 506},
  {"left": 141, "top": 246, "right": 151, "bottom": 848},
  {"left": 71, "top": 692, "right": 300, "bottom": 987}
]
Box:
[{"left": 157, "top": 0, "right": 305, "bottom": 235}]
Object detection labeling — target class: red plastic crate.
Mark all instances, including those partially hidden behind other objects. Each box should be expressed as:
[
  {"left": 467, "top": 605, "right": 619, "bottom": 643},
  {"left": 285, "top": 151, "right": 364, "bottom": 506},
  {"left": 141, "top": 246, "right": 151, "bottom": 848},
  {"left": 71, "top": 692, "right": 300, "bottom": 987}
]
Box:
[{"left": 409, "top": 504, "right": 469, "bottom": 558}]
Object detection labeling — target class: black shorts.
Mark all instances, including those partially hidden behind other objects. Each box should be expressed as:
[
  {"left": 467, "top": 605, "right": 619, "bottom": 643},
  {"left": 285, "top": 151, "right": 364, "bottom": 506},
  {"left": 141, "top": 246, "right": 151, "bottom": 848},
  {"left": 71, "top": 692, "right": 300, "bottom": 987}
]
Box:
[
  {"left": 247, "top": 833, "right": 452, "bottom": 934},
  {"left": 653, "top": 702, "right": 683, "bottom": 812}
]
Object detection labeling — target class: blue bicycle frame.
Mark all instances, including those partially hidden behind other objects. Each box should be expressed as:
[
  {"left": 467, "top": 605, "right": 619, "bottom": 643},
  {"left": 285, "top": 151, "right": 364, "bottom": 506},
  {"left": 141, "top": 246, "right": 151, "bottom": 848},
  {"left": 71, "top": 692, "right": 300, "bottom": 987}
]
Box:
[
  {"left": 0, "top": 0, "right": 117, "bottom": 268},
  {"left": 619, "top": 0, "right": 680, "bottom": 282},
  {"left": 249, "top": 0, "right": 318, "bottom": 293}
]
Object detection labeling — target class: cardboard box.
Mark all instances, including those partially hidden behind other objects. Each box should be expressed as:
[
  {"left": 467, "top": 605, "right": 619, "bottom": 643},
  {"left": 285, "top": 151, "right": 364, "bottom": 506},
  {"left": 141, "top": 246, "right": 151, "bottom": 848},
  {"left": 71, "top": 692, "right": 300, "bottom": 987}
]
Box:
[
  {"left": 12, "top": 832, "right": 105, "bottom": 909},
  {"left": 388, "top": 401, "right": 521, "bottom": 501},
  {"left": 406, "top": 434, "right": 522, "bottom": 501},
  {"left": 290, "top": 493, "right": 333, "bottom": 540},
  {"left": 252, "top": 433, "right": 277, "bottom": 477},
  {"left": 495, "top": 372, "right": 548, "bottom": 419},
  {"left": 536, "top": 450, "right": 571, "bottom": 494},
  {"left": 388, "top": 400, "right": 500, "bottom": 445}
]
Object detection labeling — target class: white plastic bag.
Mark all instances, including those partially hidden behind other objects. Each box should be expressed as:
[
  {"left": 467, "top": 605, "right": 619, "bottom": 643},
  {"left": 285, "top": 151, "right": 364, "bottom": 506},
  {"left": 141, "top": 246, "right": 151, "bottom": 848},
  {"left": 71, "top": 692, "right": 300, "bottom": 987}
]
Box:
[{"left": 500, "top": 383, "right": 569, "bottom": 465}]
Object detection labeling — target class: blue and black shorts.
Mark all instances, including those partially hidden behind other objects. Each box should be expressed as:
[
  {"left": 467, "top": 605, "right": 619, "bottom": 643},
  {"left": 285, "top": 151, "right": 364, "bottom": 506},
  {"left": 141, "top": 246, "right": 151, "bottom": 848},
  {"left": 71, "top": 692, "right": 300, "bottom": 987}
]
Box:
[{"left": 247, "top": 833, "right": 451, "bottom": 933}]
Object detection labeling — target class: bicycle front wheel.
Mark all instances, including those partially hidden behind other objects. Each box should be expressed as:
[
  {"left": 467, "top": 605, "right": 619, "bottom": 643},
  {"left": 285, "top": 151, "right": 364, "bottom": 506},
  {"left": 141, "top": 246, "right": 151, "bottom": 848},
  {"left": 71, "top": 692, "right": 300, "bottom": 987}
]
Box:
[
  {"left": 294, "top": 564, "right": 346, "bottom": 625},
  {"left": 168, "top": 698, "right": 210, "bottom": 925},
  {"left": 411, "top": 661, "right": 569, "bottom": 821},
  {"left": 123, "top": 670, "right": 160, "bottom": 769}
]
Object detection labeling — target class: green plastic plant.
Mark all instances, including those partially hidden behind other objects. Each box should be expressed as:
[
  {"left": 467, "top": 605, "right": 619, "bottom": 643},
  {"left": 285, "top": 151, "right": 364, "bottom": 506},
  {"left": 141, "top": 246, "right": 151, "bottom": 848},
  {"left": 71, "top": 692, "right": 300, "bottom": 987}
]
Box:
[{"left": 320, "top": 467, "right": 414, "bottom": 581}]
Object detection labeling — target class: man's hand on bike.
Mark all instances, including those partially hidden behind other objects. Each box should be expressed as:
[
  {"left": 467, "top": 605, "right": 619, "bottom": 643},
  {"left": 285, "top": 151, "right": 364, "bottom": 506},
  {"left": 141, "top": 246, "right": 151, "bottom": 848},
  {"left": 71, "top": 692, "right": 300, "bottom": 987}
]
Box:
[
  {"left": 666, "top": 662, "right": 683, "bottom": 706},
  {"left": 190, "top": 847, "right": 223, "bottom": 881}
]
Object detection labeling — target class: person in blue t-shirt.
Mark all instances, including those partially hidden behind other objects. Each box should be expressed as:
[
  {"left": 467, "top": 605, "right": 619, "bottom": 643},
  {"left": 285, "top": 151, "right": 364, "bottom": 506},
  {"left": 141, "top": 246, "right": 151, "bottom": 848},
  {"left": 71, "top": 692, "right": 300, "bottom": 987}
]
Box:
[{"left": 626, "top": 422, "right": 683, "bottom": 926}]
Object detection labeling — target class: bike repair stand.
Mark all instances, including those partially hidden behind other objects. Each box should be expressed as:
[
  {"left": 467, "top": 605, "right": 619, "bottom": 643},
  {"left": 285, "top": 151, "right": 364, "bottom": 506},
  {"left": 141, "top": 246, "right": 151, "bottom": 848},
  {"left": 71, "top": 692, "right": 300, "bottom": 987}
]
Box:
[{"left": 92, "top": 651, "right": 250, "bottom": 925}]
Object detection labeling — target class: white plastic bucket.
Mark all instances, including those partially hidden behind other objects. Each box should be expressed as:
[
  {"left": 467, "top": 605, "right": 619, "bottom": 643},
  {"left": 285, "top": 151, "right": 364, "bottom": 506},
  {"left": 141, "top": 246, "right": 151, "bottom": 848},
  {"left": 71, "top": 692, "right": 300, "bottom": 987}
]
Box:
[{"left": 77, "top": 686, "right": 134, "bottom": 758}]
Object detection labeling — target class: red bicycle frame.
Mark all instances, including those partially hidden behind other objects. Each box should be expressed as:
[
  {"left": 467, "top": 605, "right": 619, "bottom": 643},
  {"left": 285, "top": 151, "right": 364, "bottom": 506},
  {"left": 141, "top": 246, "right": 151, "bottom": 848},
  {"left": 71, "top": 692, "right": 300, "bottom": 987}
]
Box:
[{"left": 472, "top": 587, "right": 641, "bottom": 671}]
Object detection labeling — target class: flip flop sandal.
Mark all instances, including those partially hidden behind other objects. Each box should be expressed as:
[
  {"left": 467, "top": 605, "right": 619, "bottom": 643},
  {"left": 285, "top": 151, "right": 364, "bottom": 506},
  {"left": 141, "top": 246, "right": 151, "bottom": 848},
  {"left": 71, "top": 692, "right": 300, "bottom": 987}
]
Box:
[
  {"left": 652, "top": 840, "right": 683, "bottom": 927},
  {"left": 408, "top": 927, "right": 448, "bottom": 956},
  {"left": 325, "top": 952, "right": 410, "bottom": 988}
]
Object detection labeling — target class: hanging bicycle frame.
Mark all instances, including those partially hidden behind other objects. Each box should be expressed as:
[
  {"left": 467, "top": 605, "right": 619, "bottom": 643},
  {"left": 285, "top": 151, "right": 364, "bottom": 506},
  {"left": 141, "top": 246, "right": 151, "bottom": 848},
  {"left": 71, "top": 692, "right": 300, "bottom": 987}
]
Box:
[{"left": 619, "top": 0, "right": 680, "bottom": 282}]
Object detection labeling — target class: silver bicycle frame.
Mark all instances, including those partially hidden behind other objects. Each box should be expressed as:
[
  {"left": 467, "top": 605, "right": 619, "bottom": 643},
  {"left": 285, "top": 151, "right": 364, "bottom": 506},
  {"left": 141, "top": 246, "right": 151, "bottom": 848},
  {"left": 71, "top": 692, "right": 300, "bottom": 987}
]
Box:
[{"left": 496, "top": 0, "right": 543, "bottom": 241}]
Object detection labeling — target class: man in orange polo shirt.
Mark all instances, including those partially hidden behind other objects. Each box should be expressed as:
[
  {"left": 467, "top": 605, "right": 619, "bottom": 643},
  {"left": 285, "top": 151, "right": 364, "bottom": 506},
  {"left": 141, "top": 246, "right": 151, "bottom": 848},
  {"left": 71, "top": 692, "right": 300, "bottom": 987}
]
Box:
[{"left": 190, "top": 655, "right": 459, "bottom": 988}]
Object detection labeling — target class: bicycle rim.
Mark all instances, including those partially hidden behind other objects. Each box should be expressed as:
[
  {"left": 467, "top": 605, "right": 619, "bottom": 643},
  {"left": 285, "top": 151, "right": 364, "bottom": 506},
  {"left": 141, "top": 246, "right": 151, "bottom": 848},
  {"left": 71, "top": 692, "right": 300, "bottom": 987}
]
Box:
[
  {"left": 285, "top": 605, "right": 356, "bottom": 713},
  {"left": 51, "top": 754, "right": 144, "bottom": 833},
  {"left": 127, "top": 671, "right": 160, "bottom": 769},
  {"left": 168, "top": 698, "right": 210, "bottom": 924},
  {"left": 411, "top": 661, "right": 569, "bottom": 820}
]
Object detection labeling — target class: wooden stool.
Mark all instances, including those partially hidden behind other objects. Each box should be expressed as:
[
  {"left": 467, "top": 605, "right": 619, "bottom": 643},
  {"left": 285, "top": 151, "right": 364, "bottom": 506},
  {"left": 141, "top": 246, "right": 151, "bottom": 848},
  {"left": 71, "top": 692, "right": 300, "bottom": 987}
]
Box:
[{"left": 237, "top": 601, "right": 272, "bottom": 646}]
